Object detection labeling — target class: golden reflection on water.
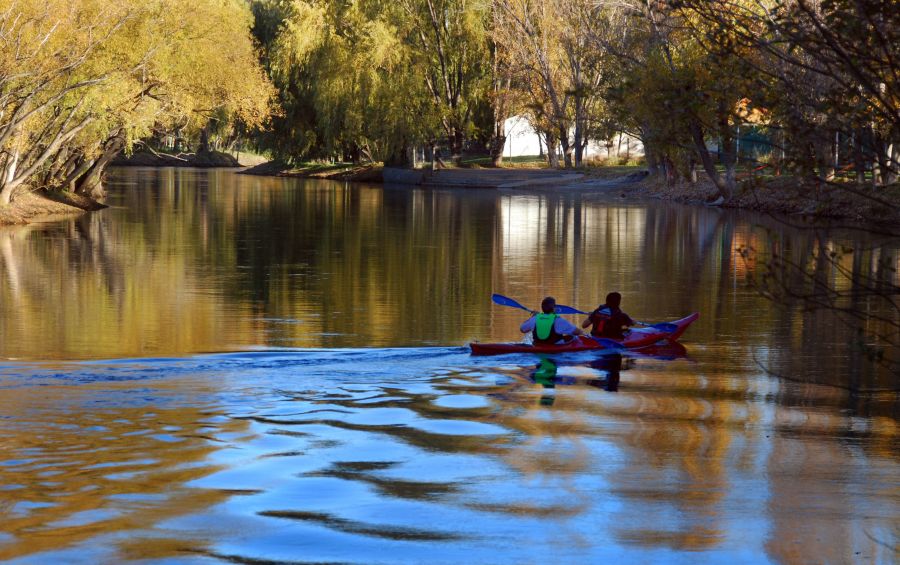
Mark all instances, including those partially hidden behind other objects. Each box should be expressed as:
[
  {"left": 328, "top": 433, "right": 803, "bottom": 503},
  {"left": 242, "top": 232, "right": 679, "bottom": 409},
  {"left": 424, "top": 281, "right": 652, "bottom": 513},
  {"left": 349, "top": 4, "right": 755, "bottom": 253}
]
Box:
[
  {"left": 476, "top": 361, "right": 898, "bottom": 559},
  {"left": 0, "top": 351, "right": 896, "bottom": 562},
  {"left": 0, "top": 379, "right": 249, "bottom": 561},
  {"left": 0, "top": 169, "right": 897, "bottom": 561},
  {"left": 0, "top": 168, "right": 897, "bottom": 389}
]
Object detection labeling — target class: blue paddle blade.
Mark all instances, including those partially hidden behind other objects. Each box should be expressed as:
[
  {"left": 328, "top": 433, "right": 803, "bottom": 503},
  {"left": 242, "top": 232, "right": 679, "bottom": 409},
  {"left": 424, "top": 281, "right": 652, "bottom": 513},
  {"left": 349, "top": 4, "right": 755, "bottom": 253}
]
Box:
[
  {"left": 591, "top": 337, "right": 625, "bottom": 350},
  {"left": 491, "top": 293, "right": 531, "bottom": 312},
  {"left": 647, "top": 322, "right": 678, "bottom": 332},
  {"left": 554, "top": 304, "right": 589, "bottom": 315}
]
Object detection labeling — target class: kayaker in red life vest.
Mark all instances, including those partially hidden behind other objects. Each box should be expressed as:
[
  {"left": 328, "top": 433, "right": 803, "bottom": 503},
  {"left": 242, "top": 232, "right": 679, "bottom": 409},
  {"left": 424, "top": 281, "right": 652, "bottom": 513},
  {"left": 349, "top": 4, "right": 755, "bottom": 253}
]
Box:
[
  {"left": 582, "top": 292, "right": 635, "bottom": 339},
  {"left": 520, "top": 296, "right": 583, "bottom": 345}
]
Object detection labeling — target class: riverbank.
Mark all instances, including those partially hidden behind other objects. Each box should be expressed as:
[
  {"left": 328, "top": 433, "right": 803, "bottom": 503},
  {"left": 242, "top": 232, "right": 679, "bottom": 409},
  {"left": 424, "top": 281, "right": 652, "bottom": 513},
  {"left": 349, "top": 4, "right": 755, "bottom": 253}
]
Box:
[
  {"left": 0, "top": 191, "right": 105, "bottom": 226},
  {"left": 623, "top": 175, "right": 900, "bottom": 225},
  {"left": 240, "top": 160, "right": 383, "bottom": 182},
  {"left": 112, "top": 149, "right": 242, "bottom": 168}
]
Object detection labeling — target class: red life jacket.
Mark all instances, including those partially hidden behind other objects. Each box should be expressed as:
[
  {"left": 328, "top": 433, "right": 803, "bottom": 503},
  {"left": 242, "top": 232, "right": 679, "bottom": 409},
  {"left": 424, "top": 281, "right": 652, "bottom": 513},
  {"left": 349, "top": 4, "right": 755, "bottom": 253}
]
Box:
[{"left": 590, "top": 306, "right": 629, "bottom": 339}]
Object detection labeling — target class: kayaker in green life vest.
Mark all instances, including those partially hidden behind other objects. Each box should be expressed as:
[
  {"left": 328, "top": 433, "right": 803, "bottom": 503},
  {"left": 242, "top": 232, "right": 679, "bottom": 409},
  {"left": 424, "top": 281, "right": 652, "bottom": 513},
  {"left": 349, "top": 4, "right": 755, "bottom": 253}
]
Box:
[{"left": 519, "top": 296, "right": 583, "bottom": 345}]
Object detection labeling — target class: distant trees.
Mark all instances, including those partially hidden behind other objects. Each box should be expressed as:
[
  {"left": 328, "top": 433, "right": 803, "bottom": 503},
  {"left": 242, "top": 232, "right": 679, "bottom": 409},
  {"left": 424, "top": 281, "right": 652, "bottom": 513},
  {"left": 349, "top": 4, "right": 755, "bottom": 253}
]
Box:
[
  {"left": 6, "top": 0, "right": 894, "bottom": 191},
  {"left": 254, "top": 0, "right": 498, "bottom": 166},
  {"left": 675, "top": 0, "right": 900, "bottom": 188},
  {"left": 249, "top": 0, "right": 897, "bottom": 185},
  {"left": 0, "top": 0, "right": 274, "bottom": 205},
  {"left": 493, "top": 0, "right": 607, "bottom": 168}
]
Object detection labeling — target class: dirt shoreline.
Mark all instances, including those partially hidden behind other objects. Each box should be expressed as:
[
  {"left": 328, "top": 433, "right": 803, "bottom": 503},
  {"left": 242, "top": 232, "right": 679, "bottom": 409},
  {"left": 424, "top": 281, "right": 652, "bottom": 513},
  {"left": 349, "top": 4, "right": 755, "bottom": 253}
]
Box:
[
  {"left": 239, "top": 161, "right": 383, "bottom": 182},
  {"left": 0, "top": 191, "right": 106, "bottom": 227},
  {"left": 620, "top": 175, "right": 900, "bottom": 225}
]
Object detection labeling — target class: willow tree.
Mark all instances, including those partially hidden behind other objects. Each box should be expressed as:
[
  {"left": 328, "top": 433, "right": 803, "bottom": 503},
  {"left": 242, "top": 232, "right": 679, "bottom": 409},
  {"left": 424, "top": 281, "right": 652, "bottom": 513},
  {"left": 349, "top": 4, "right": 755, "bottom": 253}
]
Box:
[
  {"left": 397, "top": 0, "right": 491, "bottom": 165},
  {"left": 264, "top": 0, "right": 435, "bottom": 164},
  {"left": 0, "top": 0, "right": 273, "bottom": 204}
]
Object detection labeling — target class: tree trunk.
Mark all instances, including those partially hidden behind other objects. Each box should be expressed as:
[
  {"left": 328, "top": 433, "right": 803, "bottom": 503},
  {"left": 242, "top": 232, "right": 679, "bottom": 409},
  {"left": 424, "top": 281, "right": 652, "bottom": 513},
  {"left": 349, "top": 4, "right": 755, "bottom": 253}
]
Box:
[
  {"left": 690, "top": 119, "right": 732, "bottom": 202},
  {"left": 198, "top": 126, "right": 210, "bottom": 153},
  {"left": 718, "top": 106, "right": 738, "bottom": 199},
  {"left": 574, "top": 101, "right": 585, "bottom": 168},
  {"left": 62, "top": 156, "right": 94, "bottom": 192},
  {"left": 348, "top": 144, "right": 361, "bottom": 164},
  {"left": 0, "top": 148, "right": 20, "bottom": 206},
  {"left": 852, "top": 130, "right": 867, "bottom": 183},
  {"left": 815, "top": 137, "right": 836, "bottom": 181},
  {"left": 882, "top": 140, "right": 898, "bottom": 185},
  {"left": 448, "top": 129, "right": 463, "bottom": 166},
  {"left": 561, "top": 134, "right": 574, "bottom": 168},
  {"left": 873, "top": 134, "right": 890, "bottom": 186},
  {"left": 663, "top": 155, "right": 677, "bottom": 186},
  {"left": 545, "top": 134, "right": 560, "bottom": 168},
  {"left": 45, "top": 146, "right": 72, "bottom": 187},
  {"left": 385, "top": 141, "right": 411, "bottom": 167},
  {"left": 489, "top": 118, "right": 506, "bottom": 167},
  {"left": 645, "top": 145, "right": 661, "bottom": 177},
  {"left": 76, "top": 133, "right": 126, "bottom": 199}
]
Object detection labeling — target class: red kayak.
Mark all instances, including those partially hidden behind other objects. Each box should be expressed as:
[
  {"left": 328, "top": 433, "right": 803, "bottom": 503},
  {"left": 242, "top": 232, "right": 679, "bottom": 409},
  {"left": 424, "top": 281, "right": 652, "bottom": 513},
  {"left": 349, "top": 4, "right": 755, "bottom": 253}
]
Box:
[{"left": 469, "top": 313, "right": 699, "bottom": 356}]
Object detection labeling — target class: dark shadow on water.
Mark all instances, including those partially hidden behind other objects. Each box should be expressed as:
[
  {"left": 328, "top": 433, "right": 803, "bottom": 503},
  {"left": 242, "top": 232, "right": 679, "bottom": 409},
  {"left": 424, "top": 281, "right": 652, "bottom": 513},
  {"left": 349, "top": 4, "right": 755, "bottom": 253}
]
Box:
[
  {"left": 304, "top": 460, "right": 459, "bottom": 500},
  {"left": 530, "top": 353, "right": 630, "bottom": 404},
  {"left": 586, "top": 354, "right": 623, "bottom": 392},
  {"left": 526, "top": 343, "right": 691, "bottom": 403},
  {"left": 258, "top": 510, "right": 464, "bottom": 541}
]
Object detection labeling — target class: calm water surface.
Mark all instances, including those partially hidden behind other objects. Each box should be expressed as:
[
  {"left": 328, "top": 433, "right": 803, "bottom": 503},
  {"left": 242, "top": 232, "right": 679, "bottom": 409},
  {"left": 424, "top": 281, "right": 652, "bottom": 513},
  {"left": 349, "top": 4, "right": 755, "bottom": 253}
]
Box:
[{"left": 0, "top": 168, "right": 897, "bottom": 563}]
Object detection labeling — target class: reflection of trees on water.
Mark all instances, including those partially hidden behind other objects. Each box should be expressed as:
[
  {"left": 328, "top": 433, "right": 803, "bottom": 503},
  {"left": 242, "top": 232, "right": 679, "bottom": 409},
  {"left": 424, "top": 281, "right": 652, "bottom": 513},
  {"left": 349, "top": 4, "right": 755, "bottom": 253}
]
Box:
[
  {"left": 739, "top": 224, "right": 899, "bottom": 389},
  {"left": 0, "top": 168, "right": 896, "bottom": 393}
]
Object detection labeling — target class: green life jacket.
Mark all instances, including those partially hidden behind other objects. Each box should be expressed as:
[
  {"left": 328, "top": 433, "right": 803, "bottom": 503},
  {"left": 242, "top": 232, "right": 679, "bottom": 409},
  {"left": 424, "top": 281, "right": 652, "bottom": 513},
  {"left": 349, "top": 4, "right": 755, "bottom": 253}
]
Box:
[{"left": 534, "top": 313, "right": 559, "bottom": 341}]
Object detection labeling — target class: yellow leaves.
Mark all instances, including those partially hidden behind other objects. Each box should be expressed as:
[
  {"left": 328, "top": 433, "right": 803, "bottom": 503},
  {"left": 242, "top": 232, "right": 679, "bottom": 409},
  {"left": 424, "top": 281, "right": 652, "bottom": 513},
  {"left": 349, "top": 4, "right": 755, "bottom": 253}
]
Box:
[
  {"left": 271, "top": 1, "right": 327, "bottom": 76},
  {"left": 0, "top": 0, "right": 273, "bottom": 196},
  {"left": 363, "top": 19, "right": 401, "bottom": 72}
]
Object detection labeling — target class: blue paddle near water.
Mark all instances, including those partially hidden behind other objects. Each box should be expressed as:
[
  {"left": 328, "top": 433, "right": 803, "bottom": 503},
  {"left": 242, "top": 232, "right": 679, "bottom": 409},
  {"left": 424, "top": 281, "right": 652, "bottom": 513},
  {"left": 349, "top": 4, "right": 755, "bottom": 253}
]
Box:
[{"left": 490, "top": 293, "right": 625, "bottom": 350}]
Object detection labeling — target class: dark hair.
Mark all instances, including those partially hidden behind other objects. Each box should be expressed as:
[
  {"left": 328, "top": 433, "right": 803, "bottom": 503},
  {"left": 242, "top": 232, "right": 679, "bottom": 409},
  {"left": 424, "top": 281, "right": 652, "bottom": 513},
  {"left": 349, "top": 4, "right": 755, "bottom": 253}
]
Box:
[
  {"left": 605, "top": 292, "right": 622, "bottom": 308},
  {"left": 540, "top": 296, "right": 556, "bottom": 313}
]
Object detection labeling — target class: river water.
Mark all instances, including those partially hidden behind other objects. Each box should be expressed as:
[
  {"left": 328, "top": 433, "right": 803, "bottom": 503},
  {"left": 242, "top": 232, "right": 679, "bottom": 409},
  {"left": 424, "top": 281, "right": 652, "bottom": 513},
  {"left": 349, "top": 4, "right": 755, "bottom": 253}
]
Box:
[{"left": 0, "top": 168, "right": 897, "bottom": 563}]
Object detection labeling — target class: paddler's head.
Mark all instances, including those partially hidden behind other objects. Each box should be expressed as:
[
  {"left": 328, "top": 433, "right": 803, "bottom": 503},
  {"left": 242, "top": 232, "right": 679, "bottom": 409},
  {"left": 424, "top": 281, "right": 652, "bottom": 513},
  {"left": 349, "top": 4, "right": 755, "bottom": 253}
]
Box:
[
  {"left": 605, "top": 292, "right": 622, "bottom": 309},
  {"left": 540, "top": 296, "right": 556, "bottom": 314}
]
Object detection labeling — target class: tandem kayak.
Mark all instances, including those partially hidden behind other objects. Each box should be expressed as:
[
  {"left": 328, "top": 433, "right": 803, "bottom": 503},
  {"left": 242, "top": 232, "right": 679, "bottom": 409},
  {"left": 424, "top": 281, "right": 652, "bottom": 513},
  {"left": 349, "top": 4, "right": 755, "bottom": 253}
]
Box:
[{"left": 469, "top": 313, "right": 699, "bottom": 356}]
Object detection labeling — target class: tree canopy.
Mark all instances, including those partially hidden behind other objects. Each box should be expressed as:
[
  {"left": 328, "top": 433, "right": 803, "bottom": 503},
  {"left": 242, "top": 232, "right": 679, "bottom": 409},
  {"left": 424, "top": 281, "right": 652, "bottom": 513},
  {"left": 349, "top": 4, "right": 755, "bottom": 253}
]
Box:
[
  {"left": 2, "top": 0, "right": 898, "bottom": 197},
  {"left": 0, "top": 0, "right": 274, "bottom": 204},
  {"left": 246, "top": 0, "right": 897, "bottom": 193}
]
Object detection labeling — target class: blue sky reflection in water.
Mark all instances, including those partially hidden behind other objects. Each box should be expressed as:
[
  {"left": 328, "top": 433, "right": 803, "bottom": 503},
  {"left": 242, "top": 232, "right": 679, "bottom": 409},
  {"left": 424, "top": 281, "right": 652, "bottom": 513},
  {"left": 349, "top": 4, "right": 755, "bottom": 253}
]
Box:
[
  {"left": 0, "top": 169, "right": 897, "bottom": 563},
  {"left": 0, "top": 348, "right": 894, "bottom": 564}
]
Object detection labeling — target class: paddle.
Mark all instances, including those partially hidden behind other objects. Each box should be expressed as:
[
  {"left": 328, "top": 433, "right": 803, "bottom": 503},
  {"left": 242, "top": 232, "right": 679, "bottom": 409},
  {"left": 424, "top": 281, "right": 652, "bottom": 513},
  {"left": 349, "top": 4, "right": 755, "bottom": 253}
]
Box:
[
  {"left": 491, "top": 294, "right": 586, "bottom": 317},
  {"left": 556, "top": 303, "right": 678, "bottom": 333},
  {"left": 583, "top": 335, "right": 625, "bottom": 350},
  {"left": 491, "top": 293, "right": 535, "bottom": 314}
]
